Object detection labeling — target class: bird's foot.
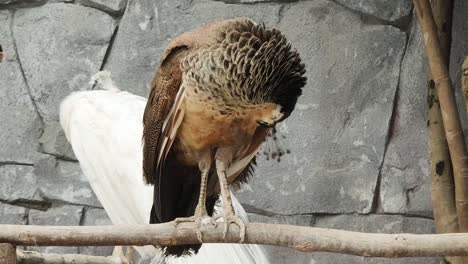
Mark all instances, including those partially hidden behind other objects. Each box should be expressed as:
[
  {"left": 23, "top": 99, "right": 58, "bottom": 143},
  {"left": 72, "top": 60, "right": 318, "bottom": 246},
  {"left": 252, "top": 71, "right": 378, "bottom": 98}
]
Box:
[
  {"left": 173, "top": 215, "right": 216, "bottom": 243},
  {"left": 216, "top": 213, "right": 246, "bottom": 243},
  {"left": 173, "top": 216, "right": 196, "bottom": 226}
]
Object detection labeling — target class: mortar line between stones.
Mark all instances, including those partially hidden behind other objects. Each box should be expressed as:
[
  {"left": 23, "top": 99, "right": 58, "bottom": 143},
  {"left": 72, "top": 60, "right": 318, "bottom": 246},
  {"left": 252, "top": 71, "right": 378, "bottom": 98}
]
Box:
[
  {"left": 213, "top": 0, "right": 301, "bottom": 6},
  {"left": 78, "top": 206, "right": 87, "bottom": 226},
  {"left": 99, "top": 25, "right": 119, "bottom": 72},
  {"left": 9, "top": 10, "right": 45, "bottom": 127},
  {"left": 327, "top": 0, "right": 410, "bottom": 30},
  {"left": 0, "top": 198, "right": 51, "bottom": 211},
  {"left": 63, "top": 1, "right": 126, "bottom": 18},
  {"left": 369, "top": 10, "right": 413, "bottom": 215},
  {"left": 276, "top": 4, "right": 285, "bottom": 24},
  {"left": 244, "top": 201, "right": 435, "bottom": 220},
  {"left": 41, "top": 152, "right": 78, "bottom": 163},
  {"left": 0, "top": 161, "right": 34, "bottom": 166},
  {"left": 41, "top": 197, "right": 104, "bottom": 210},
  {"left": 91, "top": 24, "right": 119, "bottom": 91}
]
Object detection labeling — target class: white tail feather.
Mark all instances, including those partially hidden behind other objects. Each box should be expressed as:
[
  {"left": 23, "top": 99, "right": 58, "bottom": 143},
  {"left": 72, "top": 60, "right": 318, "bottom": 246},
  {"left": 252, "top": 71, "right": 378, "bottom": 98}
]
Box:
[{"left": 59, "top": 72, "right": 270, "bottom": 264}]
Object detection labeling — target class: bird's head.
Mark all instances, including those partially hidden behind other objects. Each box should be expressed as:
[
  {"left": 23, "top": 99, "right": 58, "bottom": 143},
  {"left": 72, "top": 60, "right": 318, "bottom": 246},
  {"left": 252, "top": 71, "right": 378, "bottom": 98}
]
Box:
[{"left": 182, "top": 18, "right": 307, "bottom": 126}]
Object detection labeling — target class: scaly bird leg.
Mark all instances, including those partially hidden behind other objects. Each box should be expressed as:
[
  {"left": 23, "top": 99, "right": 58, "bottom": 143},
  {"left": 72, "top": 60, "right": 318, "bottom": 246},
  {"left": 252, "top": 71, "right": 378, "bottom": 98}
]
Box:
[
  {"left": 174, "top": 154, "right": 214, "bottom": 243},
  {"left": 215, "top": 158, "right": 246, "bottom": 242}
]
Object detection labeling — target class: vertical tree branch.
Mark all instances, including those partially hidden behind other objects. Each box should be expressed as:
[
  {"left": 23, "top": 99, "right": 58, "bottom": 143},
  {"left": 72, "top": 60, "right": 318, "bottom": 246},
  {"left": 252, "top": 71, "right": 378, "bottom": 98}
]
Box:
[
  {"left": 426, "top": 1, "right": 463, "bottom": 263},
  {"left": 428, "top": 2, "right": 465, "bottom": 263},
  {"left": 463, "top": 58, "right": 468, "bottom": 112},
  {"left": 0, "top": 244, "right": 16, "bottom": 264},
  {"left": 414, "top": 0, "right": 468, "bottom": 235}
]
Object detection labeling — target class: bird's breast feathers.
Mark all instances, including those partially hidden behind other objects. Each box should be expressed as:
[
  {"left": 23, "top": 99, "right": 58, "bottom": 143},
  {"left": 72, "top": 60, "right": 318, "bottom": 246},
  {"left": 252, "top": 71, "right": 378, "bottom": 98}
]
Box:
[{"left": 169, "top": 89, "right": 278, "bottom": 166}]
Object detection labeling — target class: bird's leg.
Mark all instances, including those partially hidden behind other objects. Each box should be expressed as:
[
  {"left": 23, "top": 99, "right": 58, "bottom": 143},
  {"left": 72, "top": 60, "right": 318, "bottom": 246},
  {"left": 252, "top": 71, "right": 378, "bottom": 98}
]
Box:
[
  {"left": 215, "top": 152, "right": 246, "bottom": 242},
  {"left": 174, "top": 152, "right": 214, "bottom": 242}
]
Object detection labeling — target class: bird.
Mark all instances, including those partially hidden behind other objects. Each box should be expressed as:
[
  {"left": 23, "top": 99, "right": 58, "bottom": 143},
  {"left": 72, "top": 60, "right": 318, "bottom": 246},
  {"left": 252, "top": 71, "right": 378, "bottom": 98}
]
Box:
[
  {"left": 59, "top": 71, "right": 270, "bottom": 264},
  {"left": 143, "top": 17, "right": 306, "bottom": 256}
]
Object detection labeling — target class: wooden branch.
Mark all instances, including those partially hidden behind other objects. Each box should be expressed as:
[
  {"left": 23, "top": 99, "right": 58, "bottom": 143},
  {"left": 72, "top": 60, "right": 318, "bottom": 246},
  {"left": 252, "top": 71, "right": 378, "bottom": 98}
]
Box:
[
  {"left": 2, "top": 223, "right": 468, "bottom": 257},
  {"left": 426, "top": 1, "right": 463, "bottom": 263},
  {"left": 463, "top": 57, "right": 468, "bottom": 112},
  {"left": 0, "top": 244, "right": 16, "bottom": 264},
  {"left": 16, "top": 251, "right": 123, "bottom": 264},
  {"left": 414, "top": 0, "right": 468, "bottom": 232}
]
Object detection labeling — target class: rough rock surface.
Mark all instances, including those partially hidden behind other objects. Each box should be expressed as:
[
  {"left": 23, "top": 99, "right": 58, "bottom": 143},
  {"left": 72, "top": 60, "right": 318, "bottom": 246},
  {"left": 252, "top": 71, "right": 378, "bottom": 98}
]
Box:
[
  {"left": 28, "top": 205, "right": 83, "bottom": 254},
  {"left": 0, "top": 0, "right": 455, "bottom": 263},
  {"left": 449, "top": 0, "right": 468, "bottom": 135},
  {"left": 238, "top": 0, "right": 406, "bottom": 215},
  {"left": 79, "top": 208, "right": 114, "bottom": 256},
  {"left": 0, "top": 11, "right": 44, "bottom": 164},
  {"left": 0, "top": 165, "right": 38, "bottom": 202},
  {"left": 34, "top": 157, "right": 100, "bottom": 207},
  {"left": 0, "top": 203, "right": 27, "bottom": 224},
  {"left": 78, "top": 0, "right": 127, "bottom": 15},
  {"left": 333, "top": 0, "right": 412, "bottom": 23},
  {"left": 379, "top": 16, "right": 432, "bottom": 217},
  {"left": 13, "top": 3, "right": 114, "bottom": 123},
  {"left": 38, "top": 121, "right": 77, "bottom": 161}
]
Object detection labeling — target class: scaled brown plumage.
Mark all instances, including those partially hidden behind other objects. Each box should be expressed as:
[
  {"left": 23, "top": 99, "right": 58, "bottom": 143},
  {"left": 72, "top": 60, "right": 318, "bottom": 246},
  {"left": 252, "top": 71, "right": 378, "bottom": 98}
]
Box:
[{"left": 143, "top": 18, "right": 306, "bottom": 256}]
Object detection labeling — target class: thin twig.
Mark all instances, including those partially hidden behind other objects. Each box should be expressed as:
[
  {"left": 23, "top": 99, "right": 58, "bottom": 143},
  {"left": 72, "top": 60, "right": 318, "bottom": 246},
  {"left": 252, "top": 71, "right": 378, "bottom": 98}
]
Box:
[{"left": 1, "top": 223, "right": 468, "bottom": 257}]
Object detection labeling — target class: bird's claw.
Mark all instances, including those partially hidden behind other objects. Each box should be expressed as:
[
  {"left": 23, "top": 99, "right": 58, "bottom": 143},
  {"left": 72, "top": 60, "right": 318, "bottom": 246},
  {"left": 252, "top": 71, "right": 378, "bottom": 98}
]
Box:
[
  {"left": 173, "top": 215, "right": 216, "bottom": 243},
  {"left": 217, "top": 214, "right": 246, "bottom": 243},
  {"left": 173, "top": 216, "right": 196, "bottom": 227}
]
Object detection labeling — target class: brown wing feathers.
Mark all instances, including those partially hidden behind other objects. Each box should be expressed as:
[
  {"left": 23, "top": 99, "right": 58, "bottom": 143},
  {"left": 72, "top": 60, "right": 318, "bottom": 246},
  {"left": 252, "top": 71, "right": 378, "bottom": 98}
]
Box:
[{"left": 142, "top": 45, "right": 187, "bottom": 185}]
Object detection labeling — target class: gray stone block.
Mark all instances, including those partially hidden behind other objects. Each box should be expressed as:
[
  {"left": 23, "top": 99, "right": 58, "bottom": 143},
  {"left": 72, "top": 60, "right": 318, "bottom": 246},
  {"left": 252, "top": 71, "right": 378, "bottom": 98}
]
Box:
[
  {"left": 82, "top": 207, "right": 111, "bottom": 225},
  {"left": 78, "top": 0, "right": 127, "bottom": 16},
  {"left": 34, "top": 157, "right": 100, "bottom": 207},
  {"left": 12, "top": 3, "right": 115, "bottom": 123},
  {"left": 79, "top": 208, "right": 114, "bottom": 256},
  {"left": 215, "top": 0, "right": 413, "bottom": 24},
  {"left": 380, "top": 15, "right": 432, "bottom": 218},
  {"left": 0, "top": 202, "right": 27, "bottom": 224},
  {"left": 0, "top": 165, "right": 38, "bottom": 202},
  {"left": 28, "top": 205, "right": 83, "bottom": 254},
  {"left": 38, "top": 121, "right": 77, "bottom": 161},
  {"left": 0, "top": 11, "right": 44, "bottom": 164},
  {"left": 333, "top": 0, "right": 412, "bottom": 23},
  {"left": 237, "top": 0, "right": 406, "bottom": 215},
  {"left": 0, "top": 0, "right": 34, "bottom": 5}
]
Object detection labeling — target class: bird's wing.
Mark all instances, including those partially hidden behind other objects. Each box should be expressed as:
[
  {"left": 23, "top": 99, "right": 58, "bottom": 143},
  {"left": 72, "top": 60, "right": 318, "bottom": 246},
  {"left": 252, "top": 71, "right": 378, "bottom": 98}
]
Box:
[
  {"left": 143, "top": 44, "right": 188, "bottom": 186},
  {"left": 60, "top": 78, "right": 270, "bottom": 264}
]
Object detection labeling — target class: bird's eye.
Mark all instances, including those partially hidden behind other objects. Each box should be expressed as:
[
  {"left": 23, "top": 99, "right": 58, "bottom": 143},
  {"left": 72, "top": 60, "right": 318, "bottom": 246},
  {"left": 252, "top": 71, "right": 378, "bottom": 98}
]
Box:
[{"left": 256, "top": 120, "right": 271, "bottom": 128}]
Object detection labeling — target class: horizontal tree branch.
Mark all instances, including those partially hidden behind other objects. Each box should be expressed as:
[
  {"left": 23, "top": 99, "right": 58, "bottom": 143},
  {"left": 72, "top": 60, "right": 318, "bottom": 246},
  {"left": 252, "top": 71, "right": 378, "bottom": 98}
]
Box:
[
  {"left": 2, "top": 222, "right": 468, "bottom": 258},
  {"left": 16, "top": 250, "right": 125, "bottom": 264}
]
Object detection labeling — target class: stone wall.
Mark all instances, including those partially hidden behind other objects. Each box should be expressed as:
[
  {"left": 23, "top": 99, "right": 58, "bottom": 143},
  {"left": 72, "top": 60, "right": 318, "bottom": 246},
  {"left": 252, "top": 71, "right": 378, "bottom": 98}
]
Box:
[{"left": 0, "top": 0, "right": 466, "bottom": 263}]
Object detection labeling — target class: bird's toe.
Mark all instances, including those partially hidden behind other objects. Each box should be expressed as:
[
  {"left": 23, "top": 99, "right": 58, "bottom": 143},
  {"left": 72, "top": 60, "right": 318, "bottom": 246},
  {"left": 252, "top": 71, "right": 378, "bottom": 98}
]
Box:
[{"left": 220, "top": 214, "right": 246, "bottom": 243}]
